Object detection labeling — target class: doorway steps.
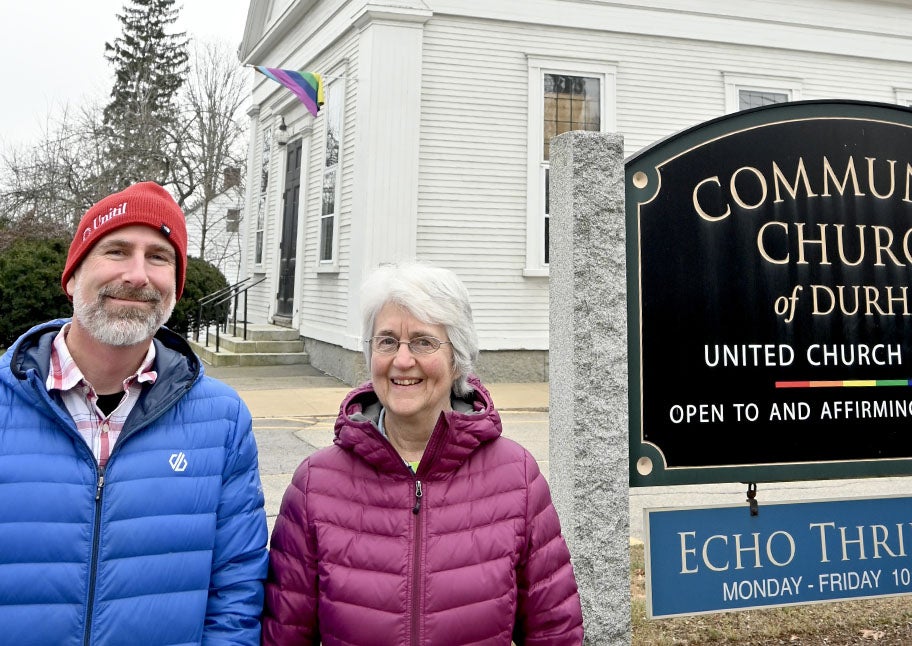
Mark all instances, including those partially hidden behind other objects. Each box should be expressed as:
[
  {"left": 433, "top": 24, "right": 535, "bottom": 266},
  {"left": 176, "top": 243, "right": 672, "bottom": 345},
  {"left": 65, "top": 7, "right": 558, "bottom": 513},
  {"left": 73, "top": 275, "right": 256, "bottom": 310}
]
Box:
[{"left": 188, "top": 323, "right": 309, "bottom": 367}]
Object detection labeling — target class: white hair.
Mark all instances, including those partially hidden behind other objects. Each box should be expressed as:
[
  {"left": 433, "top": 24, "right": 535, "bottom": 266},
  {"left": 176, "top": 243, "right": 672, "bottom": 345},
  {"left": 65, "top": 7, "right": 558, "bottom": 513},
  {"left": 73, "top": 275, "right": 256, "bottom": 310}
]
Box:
[{"left": 360, "top": 261, "right": 478, "bottom": 396}]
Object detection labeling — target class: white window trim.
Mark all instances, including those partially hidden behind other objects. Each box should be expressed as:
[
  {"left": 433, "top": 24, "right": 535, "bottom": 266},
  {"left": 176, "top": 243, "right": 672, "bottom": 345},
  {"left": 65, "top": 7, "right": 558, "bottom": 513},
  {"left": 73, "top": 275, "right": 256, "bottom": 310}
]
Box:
[
  {"left": 253, "top": 124, "right": 273, "bottom": 271},
  {"left": 317, "top": 70, "right": 346, "bottom": 273},
  {"left": 525, "top": 56, "right": 617, "bottom": 277},
  {"left": 896, "top": 88, "right": 912, "bottom": 108},
  {"left": 723, "top": 73, "right": 802, "bottom": 114}
]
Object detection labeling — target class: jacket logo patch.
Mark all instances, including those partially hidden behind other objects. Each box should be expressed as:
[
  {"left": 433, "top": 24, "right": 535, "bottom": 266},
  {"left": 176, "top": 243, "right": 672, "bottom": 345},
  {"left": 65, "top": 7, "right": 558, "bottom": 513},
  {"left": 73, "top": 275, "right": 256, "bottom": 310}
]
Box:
[{"left": 169, "top": 452, "right": 188, "bottom": 472}]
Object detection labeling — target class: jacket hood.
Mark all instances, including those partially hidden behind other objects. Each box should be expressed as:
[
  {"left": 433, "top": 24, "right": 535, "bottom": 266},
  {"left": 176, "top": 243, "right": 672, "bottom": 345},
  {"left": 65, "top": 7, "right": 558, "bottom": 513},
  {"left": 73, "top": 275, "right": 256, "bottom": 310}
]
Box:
[{"left": 333, "top": 375, "right": 503, "bottom": 476}]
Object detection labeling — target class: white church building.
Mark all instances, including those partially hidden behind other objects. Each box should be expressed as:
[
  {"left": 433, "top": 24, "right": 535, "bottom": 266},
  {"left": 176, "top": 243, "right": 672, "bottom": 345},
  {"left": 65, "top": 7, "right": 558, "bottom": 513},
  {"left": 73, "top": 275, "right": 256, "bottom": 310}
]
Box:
[{"left": 236, "top": 0, "right": 912, "bottom": 385}]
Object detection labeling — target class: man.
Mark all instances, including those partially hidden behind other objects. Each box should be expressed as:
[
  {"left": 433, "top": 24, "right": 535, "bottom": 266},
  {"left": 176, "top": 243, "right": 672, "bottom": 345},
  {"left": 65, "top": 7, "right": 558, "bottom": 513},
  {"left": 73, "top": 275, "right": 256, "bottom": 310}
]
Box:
[{"left": 0, "top": 182, "right": 268, "bottom": 645}]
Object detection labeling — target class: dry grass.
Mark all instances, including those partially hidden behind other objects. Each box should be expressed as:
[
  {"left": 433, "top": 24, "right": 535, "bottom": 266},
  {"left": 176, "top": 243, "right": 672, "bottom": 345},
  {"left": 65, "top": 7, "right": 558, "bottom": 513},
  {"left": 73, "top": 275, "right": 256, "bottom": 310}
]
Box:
[{"left": 631, "top": 543, "right": 912, "bottom": 645}]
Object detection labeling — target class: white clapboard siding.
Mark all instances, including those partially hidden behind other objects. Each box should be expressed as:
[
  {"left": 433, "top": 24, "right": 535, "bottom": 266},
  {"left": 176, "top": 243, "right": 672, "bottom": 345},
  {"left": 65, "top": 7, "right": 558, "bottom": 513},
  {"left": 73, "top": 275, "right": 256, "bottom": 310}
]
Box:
[
  {"left": 430, "top": 0, "right": 912, "bottom": 62},
  {"left": 239, "top": 0, "right": 912, "bottom": 353},
  {"left": 241, "top": 0, "right": 364, "bottom": 333},
  {"left": 298, "top": 32, "right": 360, "bottom": 343},
  {"left": 419, "top": 17, "right": 543, "bottom": 351},
  {"left": 619, "top": 35, "right": 912, "bottom": 153}
]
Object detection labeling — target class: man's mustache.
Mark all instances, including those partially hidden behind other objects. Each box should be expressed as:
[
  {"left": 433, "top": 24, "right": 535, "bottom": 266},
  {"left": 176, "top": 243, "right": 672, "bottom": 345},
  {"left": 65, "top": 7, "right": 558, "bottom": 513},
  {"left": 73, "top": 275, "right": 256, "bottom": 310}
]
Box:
[{"left": 98, "top": 284, "right": 163, "bottom": 304}]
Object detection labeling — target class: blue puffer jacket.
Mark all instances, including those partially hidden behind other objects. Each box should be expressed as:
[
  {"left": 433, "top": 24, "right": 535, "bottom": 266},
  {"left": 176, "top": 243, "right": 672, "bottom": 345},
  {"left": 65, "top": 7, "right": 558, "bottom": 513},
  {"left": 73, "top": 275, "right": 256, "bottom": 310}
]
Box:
[{"left": 0, "top": 319, "right": 268, "bottom": 645}]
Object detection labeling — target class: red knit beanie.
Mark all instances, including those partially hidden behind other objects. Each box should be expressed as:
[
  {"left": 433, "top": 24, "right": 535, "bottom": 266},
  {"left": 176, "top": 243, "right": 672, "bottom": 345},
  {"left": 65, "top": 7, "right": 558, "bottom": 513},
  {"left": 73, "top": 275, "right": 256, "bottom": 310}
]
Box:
[{"left": 62, "top": 182, "right": 188, "bottom": 299}]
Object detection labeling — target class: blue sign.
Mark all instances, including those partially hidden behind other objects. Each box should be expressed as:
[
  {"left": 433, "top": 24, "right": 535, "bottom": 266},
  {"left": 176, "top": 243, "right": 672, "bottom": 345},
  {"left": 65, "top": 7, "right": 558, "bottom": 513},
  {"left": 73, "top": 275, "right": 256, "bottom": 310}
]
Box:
[{"left": 645, "top": 495, "right": 912, "bottom": 618}]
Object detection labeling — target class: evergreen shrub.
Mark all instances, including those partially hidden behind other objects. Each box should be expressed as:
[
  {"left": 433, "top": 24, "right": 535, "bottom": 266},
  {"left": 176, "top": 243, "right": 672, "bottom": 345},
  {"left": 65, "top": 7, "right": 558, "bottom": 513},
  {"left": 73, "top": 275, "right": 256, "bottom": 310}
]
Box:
[
  {"left": 0, "top": 237, "right": 72, "bottom": 348},
  {"left": 167, "top": 256, "right": 229, "bottom": 336}
]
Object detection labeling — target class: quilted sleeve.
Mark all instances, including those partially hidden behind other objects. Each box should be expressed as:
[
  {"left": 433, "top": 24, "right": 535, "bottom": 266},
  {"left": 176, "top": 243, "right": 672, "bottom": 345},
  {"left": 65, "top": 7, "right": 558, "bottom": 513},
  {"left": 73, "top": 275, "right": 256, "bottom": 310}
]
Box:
[
  {"left": 203, "top": 399, "right": 269, "bottom": 645},
  {"left": 513, "top": 452, "right": 584, "bottom": 645},
  {"left": 262, "top": 460, "right": 321, "bottom": 646}
]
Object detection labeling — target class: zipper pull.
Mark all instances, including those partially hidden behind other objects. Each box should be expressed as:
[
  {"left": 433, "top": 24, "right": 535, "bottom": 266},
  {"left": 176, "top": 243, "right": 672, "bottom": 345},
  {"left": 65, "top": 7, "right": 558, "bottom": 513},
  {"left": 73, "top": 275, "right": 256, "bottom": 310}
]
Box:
[
  {"left": 95, "top": 473, "right": 105, "bottom": 501},
  {"left": 412, "top": 480, "right": 423, "bottom": 514}
]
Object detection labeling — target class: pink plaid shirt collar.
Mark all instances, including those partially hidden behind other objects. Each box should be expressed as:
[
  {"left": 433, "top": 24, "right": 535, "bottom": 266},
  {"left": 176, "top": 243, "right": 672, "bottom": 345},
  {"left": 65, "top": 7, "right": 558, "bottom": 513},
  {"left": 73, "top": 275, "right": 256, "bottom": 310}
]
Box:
[
  {"left": 46, "top": 323, "right": 158, "bottom": 394},
  {"left": 46, "top": 324, "right": 159, "bottom": 467}
]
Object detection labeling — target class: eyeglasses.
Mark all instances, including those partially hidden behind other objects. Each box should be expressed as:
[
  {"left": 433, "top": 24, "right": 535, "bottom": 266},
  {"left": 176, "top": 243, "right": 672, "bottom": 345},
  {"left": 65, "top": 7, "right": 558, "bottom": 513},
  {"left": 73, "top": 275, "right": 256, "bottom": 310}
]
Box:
[{"left": 368, "top": 335, "right": 452, "bottom": 355}]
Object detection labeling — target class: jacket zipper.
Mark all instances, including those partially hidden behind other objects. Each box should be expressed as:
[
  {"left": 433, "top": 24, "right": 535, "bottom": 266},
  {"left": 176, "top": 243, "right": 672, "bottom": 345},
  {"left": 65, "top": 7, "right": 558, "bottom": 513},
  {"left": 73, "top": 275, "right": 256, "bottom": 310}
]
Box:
[
  {"left": 78, "top": 394, "right": 180, "bottom": 646},
  {"left": 83, "top": 467, "right": 106, "bottom": 646},
  {"left": 80, "top": 377, "right": 192, "bottom": 644},
  {"left": 79, "top": 403, "right": 169, "bottom": 646},
  {"left": 412, "top": 479, "right": 423, "bottom": 514},
  {"left": 410, "top": 479, "right": 423, "bottom": 646}
]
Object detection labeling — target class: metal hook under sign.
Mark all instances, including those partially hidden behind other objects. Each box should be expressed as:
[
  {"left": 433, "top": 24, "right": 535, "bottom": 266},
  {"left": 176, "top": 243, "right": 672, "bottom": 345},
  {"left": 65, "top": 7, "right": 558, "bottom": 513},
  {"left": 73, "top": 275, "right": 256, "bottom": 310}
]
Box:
[{"left": 746, "top": 482, "right": 759, "bottom": 516}]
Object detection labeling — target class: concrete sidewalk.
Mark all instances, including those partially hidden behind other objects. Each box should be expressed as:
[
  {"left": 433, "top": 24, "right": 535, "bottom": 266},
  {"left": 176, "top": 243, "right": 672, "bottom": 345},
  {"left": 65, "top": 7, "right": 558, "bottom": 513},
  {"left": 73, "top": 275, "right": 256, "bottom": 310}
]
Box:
[
  {"left": 206, "top": 363, "right": 550, "bottom": 418},
  {"left": 238, "top": 382, "right": 548, "bottom": 418}
]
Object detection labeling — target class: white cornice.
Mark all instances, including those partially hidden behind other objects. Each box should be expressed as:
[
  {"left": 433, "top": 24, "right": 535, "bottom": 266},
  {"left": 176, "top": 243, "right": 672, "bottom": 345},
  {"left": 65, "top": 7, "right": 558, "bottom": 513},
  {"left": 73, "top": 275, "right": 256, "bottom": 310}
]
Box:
[
  {"left": 241, "top": 0, "right": 322, "bottom": 64},
  {"left": 427, "top": 0, "right": 912, "bottom": 63},
  {"left": 353, "top": 4, "right": 433, "bottom": 30}
]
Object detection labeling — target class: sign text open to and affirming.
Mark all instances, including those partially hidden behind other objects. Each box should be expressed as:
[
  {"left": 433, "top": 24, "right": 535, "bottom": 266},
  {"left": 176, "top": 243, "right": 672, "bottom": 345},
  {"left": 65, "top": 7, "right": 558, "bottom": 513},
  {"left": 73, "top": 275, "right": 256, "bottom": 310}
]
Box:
[
  {"left": 627, "top": 100, "right": 912, "bottom": 485},
  {"left": 645, "top": 496, "right": 912, "bottom": 618}
]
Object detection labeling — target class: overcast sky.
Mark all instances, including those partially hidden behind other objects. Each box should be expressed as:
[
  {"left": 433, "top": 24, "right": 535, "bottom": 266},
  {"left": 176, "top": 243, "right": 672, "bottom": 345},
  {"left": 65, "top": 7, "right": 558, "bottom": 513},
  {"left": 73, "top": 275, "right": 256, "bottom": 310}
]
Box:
[{"left": 0, "top": 0, "right": 251, "bottom": 149}]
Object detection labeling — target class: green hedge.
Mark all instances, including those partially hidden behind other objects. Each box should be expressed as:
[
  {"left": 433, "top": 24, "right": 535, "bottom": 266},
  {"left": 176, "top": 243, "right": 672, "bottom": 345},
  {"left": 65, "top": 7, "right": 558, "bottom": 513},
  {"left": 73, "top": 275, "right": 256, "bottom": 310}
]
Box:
[
  {"left": 0, "top": 237, "right": 72, "bottom": 347},
  {"left": 167, "top": 256, "right": 230, "bottom": 336}
]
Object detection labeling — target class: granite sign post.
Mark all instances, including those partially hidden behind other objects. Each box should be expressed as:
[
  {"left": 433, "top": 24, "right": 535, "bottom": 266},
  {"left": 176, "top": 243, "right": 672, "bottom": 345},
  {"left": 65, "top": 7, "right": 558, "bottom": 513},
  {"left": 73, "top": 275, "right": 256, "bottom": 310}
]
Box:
[{"left": 550, "top": 130, "right": 629, "bottom": 644}]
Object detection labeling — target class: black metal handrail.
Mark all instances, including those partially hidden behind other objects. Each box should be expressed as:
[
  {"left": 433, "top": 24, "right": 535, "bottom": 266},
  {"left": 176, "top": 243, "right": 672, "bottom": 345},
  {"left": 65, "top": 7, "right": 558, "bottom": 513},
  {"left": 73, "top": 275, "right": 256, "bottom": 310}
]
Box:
[
  {"left": 194, "top": 276, "right": 265, "bottom": 352},
  {"left": 193, "top": 277, "right": 249, "bottom": 342}
]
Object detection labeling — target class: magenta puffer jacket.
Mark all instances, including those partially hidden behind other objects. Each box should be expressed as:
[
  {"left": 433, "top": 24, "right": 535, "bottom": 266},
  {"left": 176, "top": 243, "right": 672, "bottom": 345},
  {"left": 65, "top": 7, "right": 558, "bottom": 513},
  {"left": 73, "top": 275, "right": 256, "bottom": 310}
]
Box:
[{"left": 263, "top": 377, "right": 583, "bottom": 645}]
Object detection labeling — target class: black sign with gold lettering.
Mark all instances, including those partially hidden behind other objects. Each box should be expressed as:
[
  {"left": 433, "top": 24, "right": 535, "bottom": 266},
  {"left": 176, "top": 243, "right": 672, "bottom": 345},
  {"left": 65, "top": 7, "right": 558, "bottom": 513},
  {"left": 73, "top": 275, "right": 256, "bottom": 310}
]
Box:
[{"left": 627, "top": 100, "right": 912, "bottom": 485}]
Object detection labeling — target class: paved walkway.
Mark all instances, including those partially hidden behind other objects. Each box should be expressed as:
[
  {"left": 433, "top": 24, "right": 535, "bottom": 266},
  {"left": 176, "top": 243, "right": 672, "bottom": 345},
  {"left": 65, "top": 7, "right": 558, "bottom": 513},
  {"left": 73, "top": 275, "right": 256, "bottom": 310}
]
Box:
[{"left": 207, "top": 363, "right": 549, "bottom": 416}]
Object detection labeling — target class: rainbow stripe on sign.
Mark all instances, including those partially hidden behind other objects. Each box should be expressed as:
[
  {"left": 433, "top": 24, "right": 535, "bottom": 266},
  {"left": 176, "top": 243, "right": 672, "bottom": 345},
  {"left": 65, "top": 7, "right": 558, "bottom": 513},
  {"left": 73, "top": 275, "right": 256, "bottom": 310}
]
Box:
[{"left": 776, "top": 379, "right": 912, "bottom": 388}]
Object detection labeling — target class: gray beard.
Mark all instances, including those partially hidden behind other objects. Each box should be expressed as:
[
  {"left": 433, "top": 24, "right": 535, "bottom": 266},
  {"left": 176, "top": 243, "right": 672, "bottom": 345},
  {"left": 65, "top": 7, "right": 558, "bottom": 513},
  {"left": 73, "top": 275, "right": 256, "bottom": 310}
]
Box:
[{"left": 72, "top": 284, "right": 175, "bottom": 347}]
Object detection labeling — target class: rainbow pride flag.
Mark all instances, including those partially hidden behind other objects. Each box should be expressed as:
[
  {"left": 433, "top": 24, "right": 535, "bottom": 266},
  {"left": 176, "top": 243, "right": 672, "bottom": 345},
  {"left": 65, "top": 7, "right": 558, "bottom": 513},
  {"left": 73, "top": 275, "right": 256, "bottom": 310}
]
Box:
[{"left": 255, "top": 66, "right": 324, "bottom": 117}]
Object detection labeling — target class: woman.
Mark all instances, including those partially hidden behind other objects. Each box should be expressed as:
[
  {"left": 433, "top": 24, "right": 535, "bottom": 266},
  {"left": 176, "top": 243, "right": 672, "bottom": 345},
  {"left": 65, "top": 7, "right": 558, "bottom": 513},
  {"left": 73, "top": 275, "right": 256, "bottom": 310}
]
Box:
[{"left": 263, "top": 262, "right": 583, "bottom": 645}]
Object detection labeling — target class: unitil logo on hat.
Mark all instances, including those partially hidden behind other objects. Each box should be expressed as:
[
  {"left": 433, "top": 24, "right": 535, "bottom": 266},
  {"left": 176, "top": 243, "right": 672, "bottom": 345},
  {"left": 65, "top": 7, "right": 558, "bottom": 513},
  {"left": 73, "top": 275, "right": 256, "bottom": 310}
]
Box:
[
  {"left": 80, "top": 201, "right": 130, "bottom": 244},
  {"left": 92, "top": 201, "right": 128, "bottom": 229}
]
